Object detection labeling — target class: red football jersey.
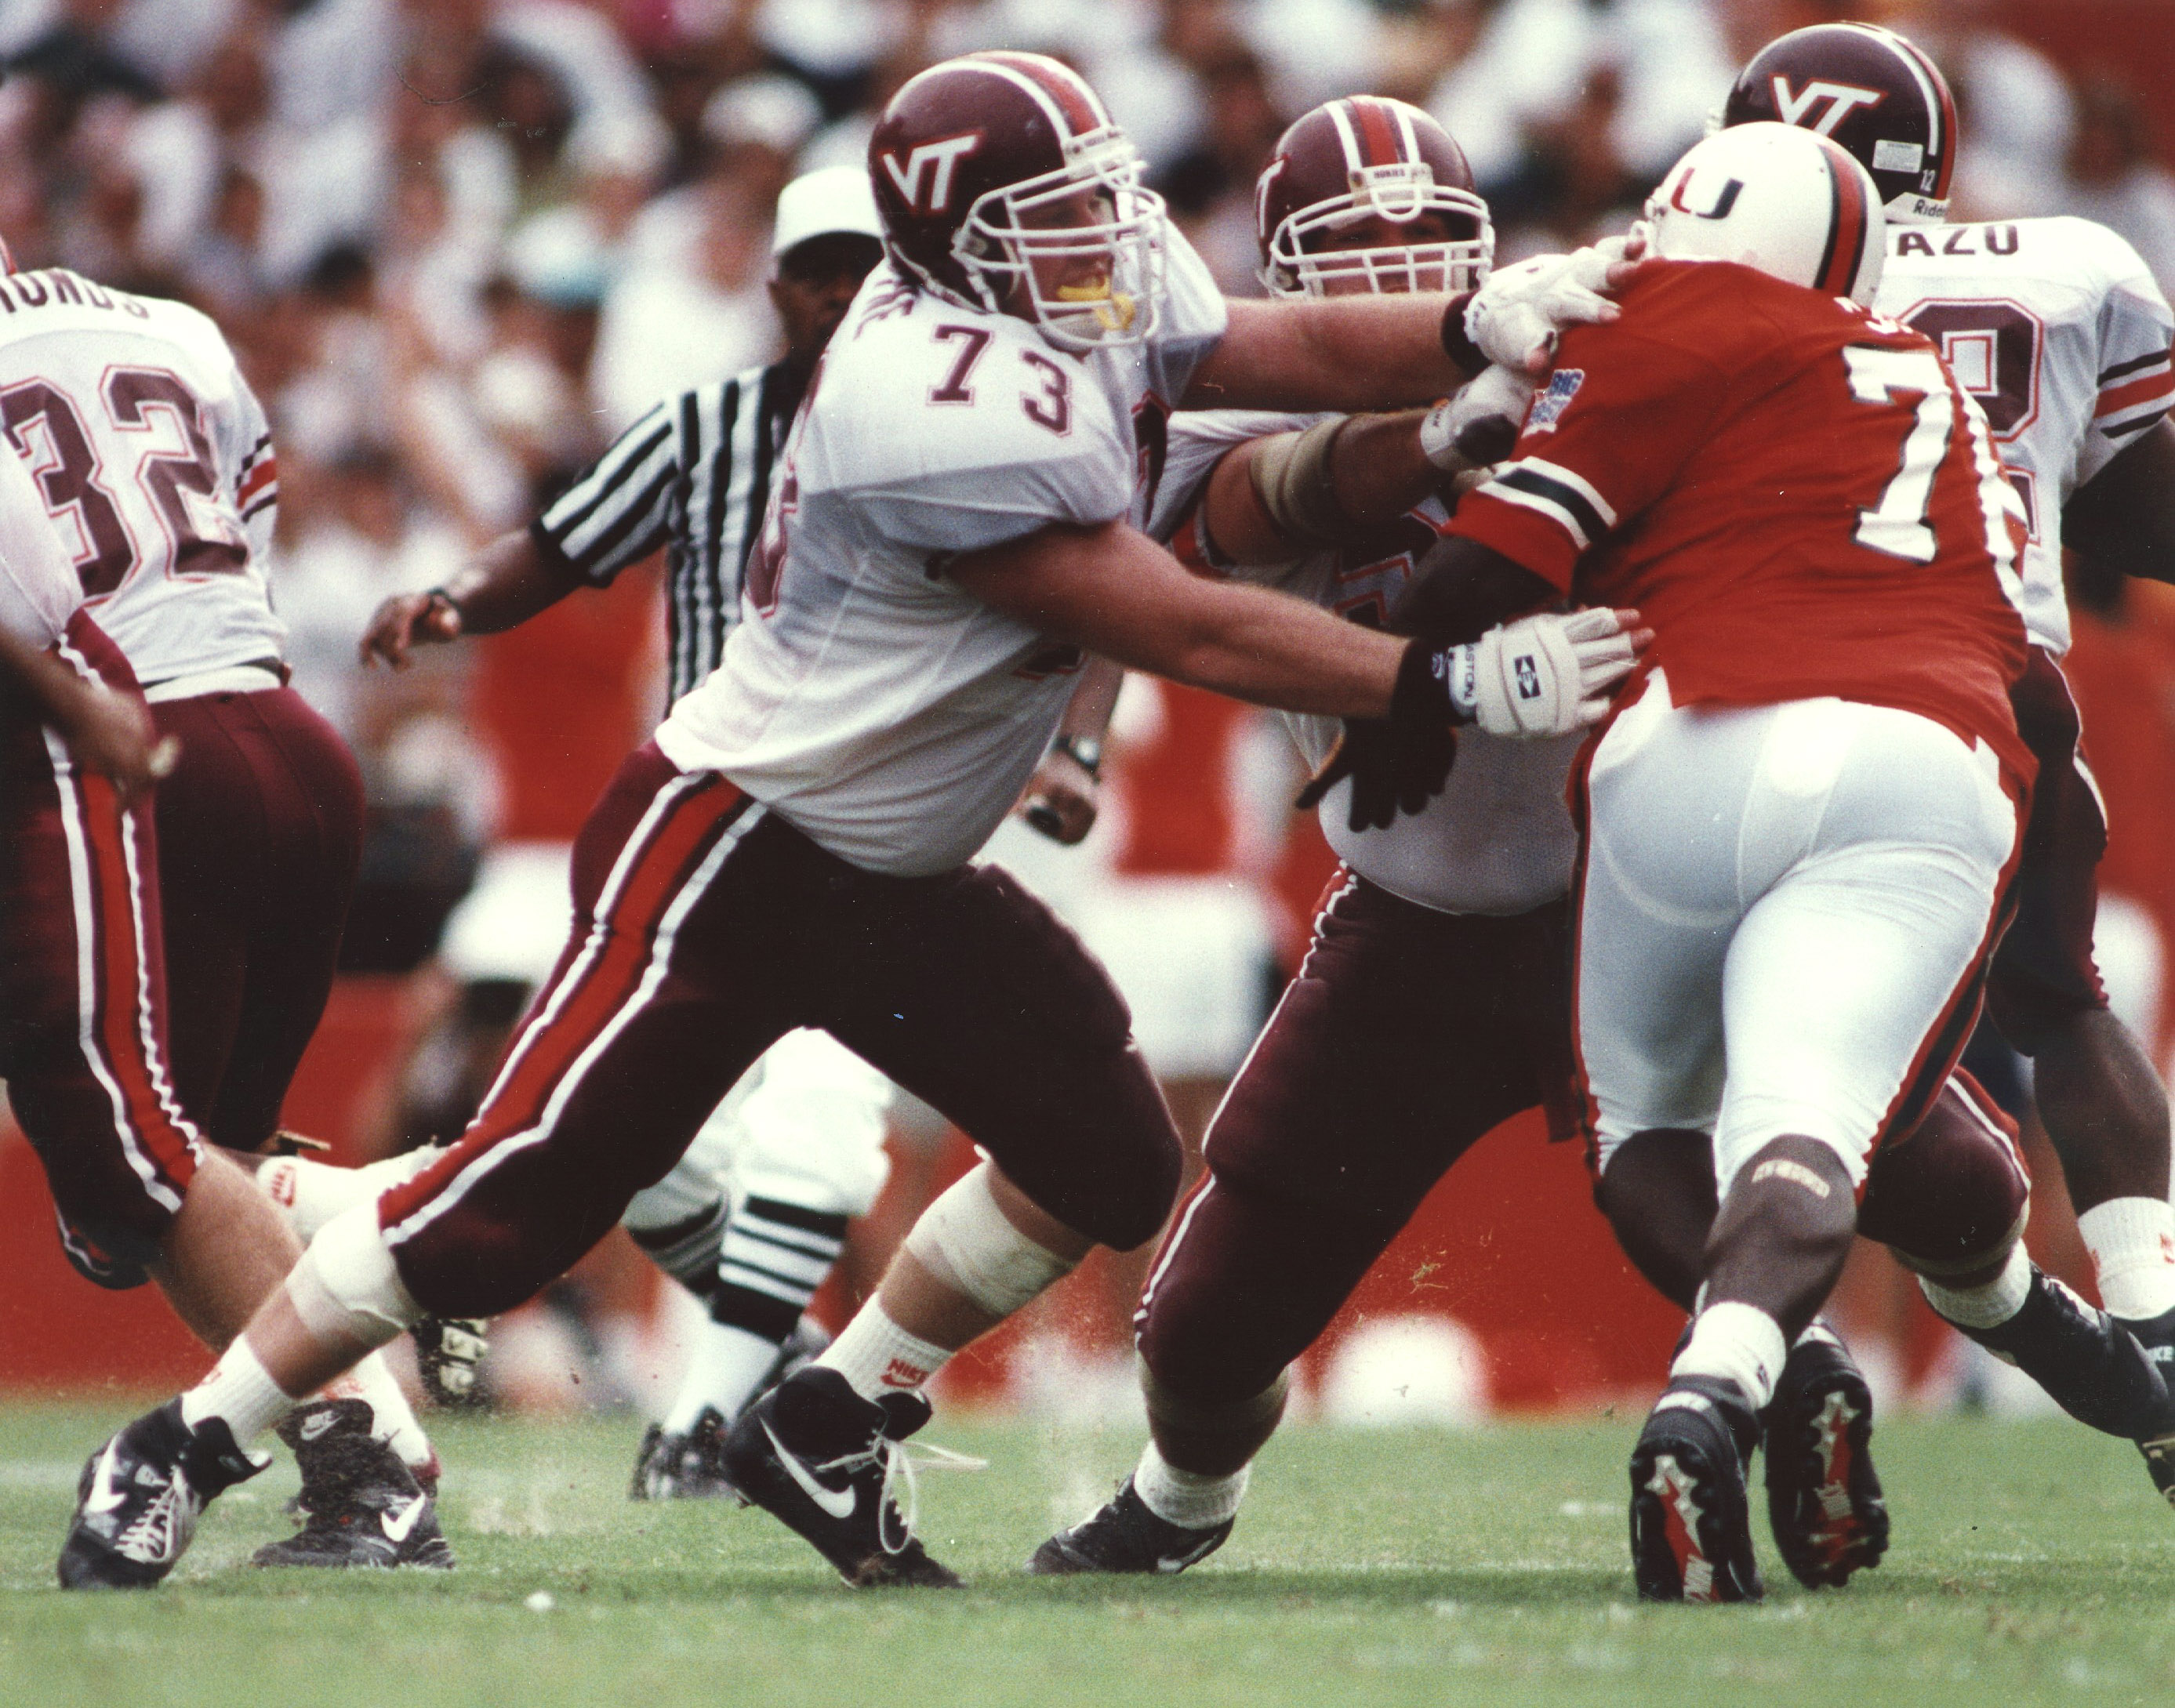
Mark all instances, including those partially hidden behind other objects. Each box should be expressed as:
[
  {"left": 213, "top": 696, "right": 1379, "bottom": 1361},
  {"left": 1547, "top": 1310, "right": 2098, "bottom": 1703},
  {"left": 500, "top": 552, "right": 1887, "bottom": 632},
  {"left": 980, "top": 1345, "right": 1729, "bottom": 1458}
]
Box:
[{"left": 1452, "top": 259, "right": 2033, "bottom": 783}]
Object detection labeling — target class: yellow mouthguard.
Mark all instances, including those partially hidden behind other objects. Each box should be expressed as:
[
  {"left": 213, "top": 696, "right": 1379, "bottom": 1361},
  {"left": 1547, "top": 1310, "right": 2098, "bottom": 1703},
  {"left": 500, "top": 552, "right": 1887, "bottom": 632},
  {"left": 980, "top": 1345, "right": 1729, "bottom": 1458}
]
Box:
[{"left": 1056, "top": 281, "right": 1136, "bottom": 332}]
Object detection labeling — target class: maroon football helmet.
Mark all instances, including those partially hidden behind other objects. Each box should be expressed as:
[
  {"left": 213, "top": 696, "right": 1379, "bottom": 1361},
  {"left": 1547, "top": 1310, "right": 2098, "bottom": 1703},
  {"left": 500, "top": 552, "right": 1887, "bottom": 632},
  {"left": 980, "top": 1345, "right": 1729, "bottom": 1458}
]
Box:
[
  {"left": 867, "top": 51, "right": 1166, "bottom": 349},
  {"left": 1255, "top": 96, "right": 1491, "bottom": 298},
  {"left": 1719, "top": 24, "right": 1956, "bottom": 226}
]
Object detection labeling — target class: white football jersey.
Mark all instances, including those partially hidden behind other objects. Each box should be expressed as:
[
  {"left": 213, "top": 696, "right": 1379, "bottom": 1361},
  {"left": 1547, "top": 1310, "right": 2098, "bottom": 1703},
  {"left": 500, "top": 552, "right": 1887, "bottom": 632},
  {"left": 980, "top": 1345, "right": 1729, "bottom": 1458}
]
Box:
[
  {"left": 1152, "top": 408, "right": 1578, "bottom": 917},
  {"left": 0, "top": 269, "right": 282, "bottom": 687},
  {"left": 0, "top": 428, "right": 82, "bottom": 649},
  {"left": 1879, "top": 216, "right": 2174, "bottom": 657},
  {"left": 655, "top": 233, "right": 1229, "bottom": 876}
]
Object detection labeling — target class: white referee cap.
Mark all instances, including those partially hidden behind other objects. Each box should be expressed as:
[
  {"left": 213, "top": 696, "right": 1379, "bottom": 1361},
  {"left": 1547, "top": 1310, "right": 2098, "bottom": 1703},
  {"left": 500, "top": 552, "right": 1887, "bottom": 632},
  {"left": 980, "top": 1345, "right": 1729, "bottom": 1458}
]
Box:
[{"left": 772, "top": 165, "right": 884, "bottom": 261}]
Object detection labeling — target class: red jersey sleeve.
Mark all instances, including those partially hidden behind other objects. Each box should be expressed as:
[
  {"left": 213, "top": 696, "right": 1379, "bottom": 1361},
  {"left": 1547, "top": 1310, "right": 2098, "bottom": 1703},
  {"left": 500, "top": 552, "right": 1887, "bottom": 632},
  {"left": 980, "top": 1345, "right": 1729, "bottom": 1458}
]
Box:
[{"left": 1451, "top": 283, "right": 1734, "bottom": 590}]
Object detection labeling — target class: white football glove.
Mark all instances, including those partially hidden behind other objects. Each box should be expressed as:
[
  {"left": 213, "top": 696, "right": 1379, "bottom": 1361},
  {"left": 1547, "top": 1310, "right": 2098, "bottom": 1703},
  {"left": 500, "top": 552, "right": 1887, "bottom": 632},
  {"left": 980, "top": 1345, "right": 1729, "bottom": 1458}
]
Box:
[
  {"left": 1446, "top": 607, "right": 1642, "bottom": 738},
  {"left": 1418, "top": 364, "right": 1536, "bottom": 472},
  {"left": 1464, "top": 221, "right": 1655, "bottom": 375}
]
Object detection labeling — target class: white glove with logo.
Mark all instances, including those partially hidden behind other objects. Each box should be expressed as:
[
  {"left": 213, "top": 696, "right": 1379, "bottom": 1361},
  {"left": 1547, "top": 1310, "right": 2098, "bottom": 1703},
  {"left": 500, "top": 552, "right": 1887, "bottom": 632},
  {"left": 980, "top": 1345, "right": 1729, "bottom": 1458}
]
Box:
[
  {"left": 1418, "top": 364, "right": 1536, "bottom": 472},
  {"left": 1445, "top": 607, "right": 1643, "bottom": 738},
  {"left": 1464, "top": 223, "right": 1655, "bottom": 375}
]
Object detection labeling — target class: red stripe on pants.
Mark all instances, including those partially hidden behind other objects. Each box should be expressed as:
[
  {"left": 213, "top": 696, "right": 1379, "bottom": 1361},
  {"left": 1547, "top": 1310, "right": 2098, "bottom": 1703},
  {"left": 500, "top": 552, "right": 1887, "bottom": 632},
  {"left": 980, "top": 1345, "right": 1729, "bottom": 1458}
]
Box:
[{"left": 457, "top": 771, "right": 747, "bottom": 1150}]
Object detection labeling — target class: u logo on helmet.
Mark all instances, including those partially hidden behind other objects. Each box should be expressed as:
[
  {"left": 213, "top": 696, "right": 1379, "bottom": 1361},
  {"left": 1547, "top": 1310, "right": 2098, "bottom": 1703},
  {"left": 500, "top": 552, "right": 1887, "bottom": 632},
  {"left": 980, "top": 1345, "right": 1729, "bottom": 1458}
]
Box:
[
  {"left": 881, "top": 132, "right": 984, "bottom": 215},
  {"left": 1668, "top": 167, "right": 1744, "bottom": 221},
  {"left": 1767, "top": 78, "right": 1886, "bottom": 136}
]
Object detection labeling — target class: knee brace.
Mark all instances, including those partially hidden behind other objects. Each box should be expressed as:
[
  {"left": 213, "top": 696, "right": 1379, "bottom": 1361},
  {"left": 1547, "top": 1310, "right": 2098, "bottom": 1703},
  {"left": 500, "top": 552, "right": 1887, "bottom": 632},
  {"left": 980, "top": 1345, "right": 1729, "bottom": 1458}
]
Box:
[
  {"left": 904, "top": 1165, "right": 1076, "bottom": 1317},
  {"left": 1860, "top": 1073, "right": 2030, "bottom": 1282},
  {"left": 287, "top": 1206, "right": 422, "bottom": 1349}
]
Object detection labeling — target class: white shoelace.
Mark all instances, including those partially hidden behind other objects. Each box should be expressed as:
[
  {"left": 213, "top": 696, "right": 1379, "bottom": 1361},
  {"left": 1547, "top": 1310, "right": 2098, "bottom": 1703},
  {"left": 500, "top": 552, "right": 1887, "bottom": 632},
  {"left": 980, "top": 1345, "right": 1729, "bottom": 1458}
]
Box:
[{"left": 818, "top": 1434, "right": 988, "bottom": 1556}]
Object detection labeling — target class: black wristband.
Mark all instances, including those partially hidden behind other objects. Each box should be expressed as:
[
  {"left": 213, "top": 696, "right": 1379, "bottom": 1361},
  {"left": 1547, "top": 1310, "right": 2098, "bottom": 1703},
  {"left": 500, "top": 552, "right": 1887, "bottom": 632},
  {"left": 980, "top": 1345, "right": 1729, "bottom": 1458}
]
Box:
[
  {"left": 1391, "top": 639, "right": 1473, "bottom": 731},
  {"left": 1440, "top": 292, "right": 1484, "bottom": 377},
  {"left": 1053, "top": 733, "right": 1102, "bottom": 778},
  {"left": 423, "top": 588, "right": 461, "bottom": 621}
]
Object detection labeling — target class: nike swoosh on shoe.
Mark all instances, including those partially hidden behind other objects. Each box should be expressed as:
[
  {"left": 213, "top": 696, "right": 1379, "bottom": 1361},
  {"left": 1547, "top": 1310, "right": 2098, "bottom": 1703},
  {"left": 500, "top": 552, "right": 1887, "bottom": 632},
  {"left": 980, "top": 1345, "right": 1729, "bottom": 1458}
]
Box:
[
  {"left": 380, "top": 1496, "right": 427, "bottom": 1545},
  {"left": 761, "top": 1421, "right": 856, "bottom": 1520}
]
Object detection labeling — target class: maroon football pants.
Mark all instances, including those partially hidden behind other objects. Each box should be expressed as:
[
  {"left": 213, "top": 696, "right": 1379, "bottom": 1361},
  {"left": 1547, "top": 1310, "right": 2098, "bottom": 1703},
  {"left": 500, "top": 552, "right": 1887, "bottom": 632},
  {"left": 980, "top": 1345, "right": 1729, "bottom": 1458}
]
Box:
[
  {"left": 0, "top": 613, "right": 202, "bottom": 1275},
  {"left": 1137, "top": 873, "right": 1574, "bottom": 1407},
  {"left": 148, "top": 686, "right": 363, "bottom": 1152},
  {"left": 378, "top": 743, "right": 1181, "bottom": 1317}
]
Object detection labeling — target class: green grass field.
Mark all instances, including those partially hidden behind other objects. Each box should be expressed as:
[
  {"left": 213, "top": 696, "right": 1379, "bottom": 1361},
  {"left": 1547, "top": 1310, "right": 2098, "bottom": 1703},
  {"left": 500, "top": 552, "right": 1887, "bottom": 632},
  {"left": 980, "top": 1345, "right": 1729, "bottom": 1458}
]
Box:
[{"left": 4, "top": 1404, "right": 2174, "bottom": 1708}]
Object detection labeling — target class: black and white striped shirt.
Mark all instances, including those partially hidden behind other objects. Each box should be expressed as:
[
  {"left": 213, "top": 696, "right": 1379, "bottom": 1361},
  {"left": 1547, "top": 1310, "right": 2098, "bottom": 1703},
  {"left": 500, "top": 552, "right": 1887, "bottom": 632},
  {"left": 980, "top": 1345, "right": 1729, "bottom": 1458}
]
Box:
[{"left": 532, "top": 361, "right": 803, "bottom": 704}]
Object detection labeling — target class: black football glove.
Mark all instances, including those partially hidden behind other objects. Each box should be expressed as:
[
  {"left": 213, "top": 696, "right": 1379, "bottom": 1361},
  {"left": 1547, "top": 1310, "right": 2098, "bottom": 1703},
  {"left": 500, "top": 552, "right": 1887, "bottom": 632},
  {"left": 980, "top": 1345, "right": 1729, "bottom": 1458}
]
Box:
[{"left": 1294, "top": 640, "right": 1462, "bottom": 832}]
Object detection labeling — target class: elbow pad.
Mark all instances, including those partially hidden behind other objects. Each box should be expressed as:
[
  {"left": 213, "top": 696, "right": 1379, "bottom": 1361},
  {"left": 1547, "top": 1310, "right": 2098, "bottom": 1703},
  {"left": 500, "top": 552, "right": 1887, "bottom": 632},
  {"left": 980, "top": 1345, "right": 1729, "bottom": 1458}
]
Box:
[{"left": 1247, "top": 417, "right": 1350, "bottom": 549}]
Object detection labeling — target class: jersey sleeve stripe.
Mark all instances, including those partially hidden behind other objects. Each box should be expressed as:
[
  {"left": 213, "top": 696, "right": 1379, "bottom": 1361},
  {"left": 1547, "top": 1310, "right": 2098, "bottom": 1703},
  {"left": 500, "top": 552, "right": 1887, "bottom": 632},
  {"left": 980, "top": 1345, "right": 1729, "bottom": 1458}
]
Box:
[
  {"left": 1501, "top": 456, "right": 1617, "bottom": 533},
  {"left": 2099, "top": 347, "right": 2172, "bottom": 386},
  {"left": 539, "top": 411, "right": 674, "bottom": 540},
  {"left": 1483, "top": 467, "right": 1605, "bottom": 550},
  {"left": 2095, "top": 368, "right": 2175, "bottom": 420}
]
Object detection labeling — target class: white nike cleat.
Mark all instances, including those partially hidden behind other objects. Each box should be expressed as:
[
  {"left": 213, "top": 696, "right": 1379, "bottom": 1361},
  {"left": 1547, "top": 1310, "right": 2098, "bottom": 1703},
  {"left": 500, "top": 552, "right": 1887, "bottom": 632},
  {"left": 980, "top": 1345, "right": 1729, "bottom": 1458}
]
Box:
[
  {"left": 58, "top": 1400, "right": 267, "bottom": 1589},
  {"left": 252, "top": 1399, "right": 452, "bottom": 1570},
  {"left": 1028, "top": 1476, "right": 1233, "bottom": 1576},
  {"left": 723, "top": 1369, "right": 963, "bottom": 1587}
]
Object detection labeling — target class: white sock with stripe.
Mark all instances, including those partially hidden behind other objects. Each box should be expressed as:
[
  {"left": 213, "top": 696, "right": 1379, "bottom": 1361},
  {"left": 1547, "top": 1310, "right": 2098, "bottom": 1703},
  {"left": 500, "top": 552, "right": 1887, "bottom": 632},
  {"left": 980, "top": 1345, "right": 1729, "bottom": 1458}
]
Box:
[
  {"left": 818, "top": 1303, "right": 953, "bottom": 1399},
  {"left": 2078, "top": 1198, "right": 2175, "bottom": 1320}
]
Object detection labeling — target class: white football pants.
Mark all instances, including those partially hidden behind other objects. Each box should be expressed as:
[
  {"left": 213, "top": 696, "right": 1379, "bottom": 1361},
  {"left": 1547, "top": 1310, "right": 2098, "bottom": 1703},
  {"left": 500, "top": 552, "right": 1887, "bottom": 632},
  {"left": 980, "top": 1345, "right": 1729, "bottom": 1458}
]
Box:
[
  {"left": 621, "top": 1027, "right": 894, "bottom": 1235},
  {"left": 1578, "top": 674, "right": 2019, "bottom": 1193}
]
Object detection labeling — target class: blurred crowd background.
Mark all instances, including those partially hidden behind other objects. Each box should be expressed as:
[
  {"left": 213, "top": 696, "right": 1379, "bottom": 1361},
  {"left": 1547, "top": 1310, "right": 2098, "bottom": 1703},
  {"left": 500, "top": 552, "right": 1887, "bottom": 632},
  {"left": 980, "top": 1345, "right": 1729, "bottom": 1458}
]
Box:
[{"left": 4, "top": 0, "right": 2175, "bottom": 1427}]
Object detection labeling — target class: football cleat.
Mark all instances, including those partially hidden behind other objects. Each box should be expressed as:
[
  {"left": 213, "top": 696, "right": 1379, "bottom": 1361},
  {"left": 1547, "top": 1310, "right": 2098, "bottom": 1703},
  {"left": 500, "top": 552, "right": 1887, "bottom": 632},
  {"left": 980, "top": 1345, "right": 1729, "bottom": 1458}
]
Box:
[
  {"left": 252, "top": 1400, "right": 453, "bottom": 1570},
  {"left": 1961, "top": 1267, "right": 2172, "bottom": 1438},
  {"left": 1629, "top": 1374, "right": 1765, "bottom": 1604},
  {"left": 722, "top": 1368, "right": 962, "bottom": 1588},
  {"left": 1763, "top": 1325, "right": 1889, "bottom": 1589},
  {"left": 2119, "top": 1305, "right": 2175, "bottom": 1509},
  {"left": 413, "top": 1315, "right": 490, "bottom": 1409},
  {"left": 1028, "top": 1476, "right": 1233, "bottom": 1576},
  {"left": 58, "top": 1400, "right": 267, "bottom": 1589},
  {"left": 630, "top": 1408, "right": 739, "bottom": 1502}
]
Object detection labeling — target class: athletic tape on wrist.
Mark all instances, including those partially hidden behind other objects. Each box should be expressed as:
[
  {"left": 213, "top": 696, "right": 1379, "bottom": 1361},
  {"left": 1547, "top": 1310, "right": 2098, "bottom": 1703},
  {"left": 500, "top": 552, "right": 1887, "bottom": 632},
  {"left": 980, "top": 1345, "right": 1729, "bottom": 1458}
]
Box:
[
  {"left": 286, "top": 1206, "right": 422, "bottom": 1349},
  {"left": 904, "top": 1166, "right": 1075, "bottom": 1318}
]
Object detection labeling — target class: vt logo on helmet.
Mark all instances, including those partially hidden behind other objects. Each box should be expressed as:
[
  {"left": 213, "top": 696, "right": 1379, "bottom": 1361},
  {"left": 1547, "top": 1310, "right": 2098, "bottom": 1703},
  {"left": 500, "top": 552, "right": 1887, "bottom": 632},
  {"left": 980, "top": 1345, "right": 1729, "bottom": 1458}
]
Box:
[
  {"left": 1718, "top": 23, "right": 1956, "bottom": 227},
  {"left": 1646, "top": 123, "right": 1886, "bottom": 308},
  {"left": 1255, "top": 96, "right": 1493, "bottom": 299},
  {"left": 868, "top": 52, "right": 1167, "bottom": 351}
]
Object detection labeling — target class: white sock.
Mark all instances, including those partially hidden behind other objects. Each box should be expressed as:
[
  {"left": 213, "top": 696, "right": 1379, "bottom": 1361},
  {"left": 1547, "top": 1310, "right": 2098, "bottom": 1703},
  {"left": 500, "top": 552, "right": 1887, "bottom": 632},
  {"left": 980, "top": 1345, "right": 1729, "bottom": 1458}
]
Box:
[
  {"left": 816, "top": 1303, "right": 953, "bottom": 1399},
  {"left": 1670, "top": 1300, "right": 1788, "bottom": 1412},
  {"left": 2078, "top": 1198, "right": 2175, "bottom": 1320},
  {"left": 664, "top": 1318, "right": 782, "bottom": 1432},
  {"left": 181, "top": 1336, "right": 297, "bottom": 1444},
  {"left": 1920, "top": 1242, "right": 2034, "bottom": 1330},
  {"left": 1135, "top": 1441, "right": 1248, "bottom": 1529},
  {"left": 258, "top": 1151, "right": 434, "bottom": 1243},
  {"left": 322, "top": 1352, "right": 434, "bottom": 1474}
]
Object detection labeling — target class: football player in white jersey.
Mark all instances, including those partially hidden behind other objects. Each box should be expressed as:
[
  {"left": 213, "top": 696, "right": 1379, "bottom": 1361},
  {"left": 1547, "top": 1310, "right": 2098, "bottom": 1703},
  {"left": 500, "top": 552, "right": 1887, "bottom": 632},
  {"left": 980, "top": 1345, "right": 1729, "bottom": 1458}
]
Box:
[
  {"left": 1591, "top": 20, "right": 2175, "bottom": 1579},
  {"left": 1031, "top": 94, "right": 1647, "bottom": 1576},
  {"left": 0, "top": 262, "right": 452, "bottom": 1570},
  {"left": 67, "top": 51, "right": 1644, "bottom": 1591}
]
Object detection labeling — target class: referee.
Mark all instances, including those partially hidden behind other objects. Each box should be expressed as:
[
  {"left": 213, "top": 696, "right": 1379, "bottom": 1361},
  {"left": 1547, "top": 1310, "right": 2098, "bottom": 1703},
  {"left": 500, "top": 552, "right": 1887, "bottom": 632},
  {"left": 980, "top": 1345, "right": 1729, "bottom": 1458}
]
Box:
[
  {"left": 361, "top": 167, "right": 902, "bottom": 1494},
  {"left": 365, "top": 165, "right": 885, "bottom": 698}
]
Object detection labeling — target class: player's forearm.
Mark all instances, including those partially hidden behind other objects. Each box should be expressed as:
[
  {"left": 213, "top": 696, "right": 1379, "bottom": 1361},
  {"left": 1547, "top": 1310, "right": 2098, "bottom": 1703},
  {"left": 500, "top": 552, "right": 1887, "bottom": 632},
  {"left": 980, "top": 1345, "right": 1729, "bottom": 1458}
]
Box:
[
  {"left": 1056, "top": 655, "right": 1125, "bottom": 742},
  {"left": 1207, "top": 412, "right": 1441, "bottom": 568},
  {"left": 1391, "top": 535, "right": 1559, "bottom": 645},
  {"left": 1186, "top": 296, "right": 1473, "bottom": 413},
  {"left": 1102, "top": 579, "right": 1399, "bottom": 718},
  {"left": 0, "top": 623, "right": 80, "bottom": 723},
  {"left": 438, "top": 530, "right": 586, "bottom": 635}
]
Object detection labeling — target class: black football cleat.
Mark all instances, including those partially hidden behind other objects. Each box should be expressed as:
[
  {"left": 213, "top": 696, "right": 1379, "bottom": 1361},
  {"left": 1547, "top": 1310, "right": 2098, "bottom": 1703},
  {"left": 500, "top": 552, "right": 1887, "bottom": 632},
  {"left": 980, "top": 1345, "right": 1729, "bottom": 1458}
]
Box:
[
  {"left": 1629, "top": 1375, "right": 1765, "bottom": 1604},
  {"left": 1763, "top": 1326, "right": 1889, "bottom": 1589},
  {"left": 58, "top": 1400, "right": 267, "bottom": 1589},
  {"left": 252, "top": 1400, "right": 453, "bottom": 1570},
  {"left": 630, "top": 1407, "right": 739, "bottom": 1502},
  {"left": 413, "top": 1315, "right": 490, "bottom": 1409},
  {"left": 722, "top": 1368, "right": 961, "bottom": 1588},
  {"left": 1959, "top": 1266, "right": 2172, "bottom": 1438},
  {"left": 1028, "top": 1476, "right": 1233, "bottom": 1576}
]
